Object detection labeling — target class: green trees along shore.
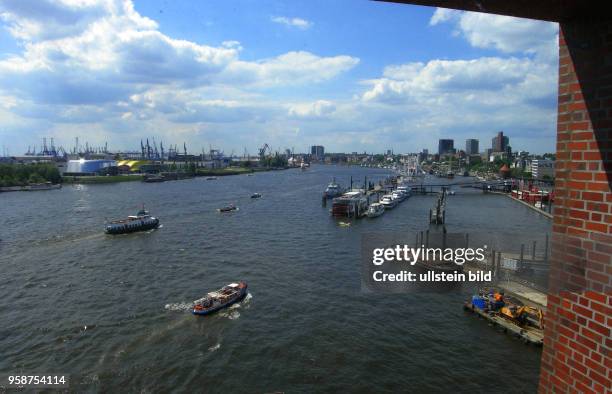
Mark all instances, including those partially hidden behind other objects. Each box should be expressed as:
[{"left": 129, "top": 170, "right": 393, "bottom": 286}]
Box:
[{"left": 0, "top": 164, "right": 61, "bottom": 187}]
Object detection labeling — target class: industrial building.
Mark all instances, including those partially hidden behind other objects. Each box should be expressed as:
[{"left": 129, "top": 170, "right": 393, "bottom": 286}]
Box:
[{"left": 64, "top": 159, "right": 118, "bottom": 176}]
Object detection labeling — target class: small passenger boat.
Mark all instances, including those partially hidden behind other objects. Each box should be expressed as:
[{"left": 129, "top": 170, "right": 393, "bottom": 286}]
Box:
[
  {"left": 251, "top": 193, "right": 262, "bottom": 199},
  {"left": 367, "top": 202, "right": 385, "bottom": 218},
  {"left": 105, "top": 206, "right": 160, "bottom": 234},
  {"left": 218, "top": 204, "right": 238, "bottom": 212},
  {"left": 323, "top": 178, "right": 345, "bottom": 198},
  {"left": 192, "top": 281, "right": 248, "bottom": 316}
]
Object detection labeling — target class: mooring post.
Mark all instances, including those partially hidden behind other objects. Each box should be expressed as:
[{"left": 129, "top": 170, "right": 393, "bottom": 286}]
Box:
[
  {"left": 544, "top": 234, "right": 549, "bottom": 264},
  {"left": 442, "top": 226, "right": 447, "bottom": 249},
  {"left": 532, "top": 241, "right": 536, "bottom": 260},
  {"left": 520, "top": 244, "right": 524, "bottom": 266},
  {"left": 425, "top": 229, "right": 429, "bottom": 249},
  {"left": 465, "top": 233, "right": 469, "bottom": 248}
]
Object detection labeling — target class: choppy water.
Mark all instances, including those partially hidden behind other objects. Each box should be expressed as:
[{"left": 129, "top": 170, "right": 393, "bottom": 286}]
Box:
[{"left": 0, "top": 165, "right": 551, "bottom": 393}]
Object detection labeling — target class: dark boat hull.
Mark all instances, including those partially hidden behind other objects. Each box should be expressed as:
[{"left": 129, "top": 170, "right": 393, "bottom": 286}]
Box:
[
  {"left": 105, "top": 219, "right": 160, "bottom": 235},
  {"left": 192, "top": 288, "right": 248, "bottom": 316}
]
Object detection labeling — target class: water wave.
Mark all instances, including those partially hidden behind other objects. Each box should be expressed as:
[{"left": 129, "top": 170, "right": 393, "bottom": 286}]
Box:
[{"left": 164, "top": 302, "right": 192, "bottom": 311}]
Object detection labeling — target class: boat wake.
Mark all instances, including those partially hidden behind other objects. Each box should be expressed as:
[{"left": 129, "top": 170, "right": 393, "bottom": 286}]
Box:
[
  {"left": 164, "top": 302, "right": 192, "bottom": 311},
  {"left": 217, "top": 293, "right": 253, "bottom": 320},
  {"left": 208, "top": 343, "right": 221, "bottom": 352},
  {"left": 165, "top": 293, "right": 252, "bottom": 317}
]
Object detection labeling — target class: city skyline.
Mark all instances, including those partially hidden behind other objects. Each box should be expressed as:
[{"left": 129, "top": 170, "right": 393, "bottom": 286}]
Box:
[
  {"left": 2, "top": 130, "right": 556, "bottom": 158},
  {"left": 0, "top": 1, "right": 559, "bottom": 155}
]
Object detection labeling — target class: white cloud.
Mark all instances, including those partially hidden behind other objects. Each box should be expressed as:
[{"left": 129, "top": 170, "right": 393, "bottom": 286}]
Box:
[
  {"left": 0, "top": 0, "right": 356, "bottom": 122},
  {"left": 223, "top": 51, "right": 359, "bottom": 87},
  {"left": 288, "top": 100, "right": 335, "bottom": 119},
  {"left": 429, "top": 8, "right": 558, "bottom": 60},
  {"left": 270, "top": 16, "right": 312, "bottom": 30},
  {"left": 363, "top": 57, "right": 555, "bottom": 103},
  {"left": 429, "top": 8, "right": 460, "bottom": 26}
]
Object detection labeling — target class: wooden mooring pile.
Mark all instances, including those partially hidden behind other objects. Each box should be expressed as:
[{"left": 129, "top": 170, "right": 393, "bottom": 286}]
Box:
[{"left": 430, "top": 187, "right": 447, "bottom": 224}]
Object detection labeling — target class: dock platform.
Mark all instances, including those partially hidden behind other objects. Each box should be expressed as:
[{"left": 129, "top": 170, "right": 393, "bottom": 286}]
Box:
[{"left": 463, "top": 302, "right": 544, "bottom": 346}]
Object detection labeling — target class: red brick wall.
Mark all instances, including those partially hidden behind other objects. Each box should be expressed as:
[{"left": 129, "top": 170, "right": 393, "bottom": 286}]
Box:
[{"left": 539, "top": 21, "right": 612, "bottom": 393}]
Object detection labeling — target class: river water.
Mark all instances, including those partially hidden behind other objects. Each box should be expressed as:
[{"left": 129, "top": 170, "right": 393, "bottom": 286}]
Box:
[{"left": 0, "top": 165, "right": 551, "bottom": 393}]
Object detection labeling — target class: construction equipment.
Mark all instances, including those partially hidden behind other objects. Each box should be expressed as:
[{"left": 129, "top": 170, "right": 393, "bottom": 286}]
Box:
[{"left": 499, "top": 304, "right": 544, "bottom": 330}]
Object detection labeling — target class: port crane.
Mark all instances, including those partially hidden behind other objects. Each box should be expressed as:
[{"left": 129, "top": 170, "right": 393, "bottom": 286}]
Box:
[{"left": 259, "top": 143, "right": 271, "bottom": 161}]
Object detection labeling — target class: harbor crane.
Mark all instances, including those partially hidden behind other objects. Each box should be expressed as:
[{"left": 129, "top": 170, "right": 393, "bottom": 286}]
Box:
[{"left": 259, "top": 143, "right": 271, "bottom": 161}]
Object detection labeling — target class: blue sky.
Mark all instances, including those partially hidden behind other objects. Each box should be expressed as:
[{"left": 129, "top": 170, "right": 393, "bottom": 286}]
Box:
[{"left": 0, "top": 0, "right": 559, "bottom": 155}]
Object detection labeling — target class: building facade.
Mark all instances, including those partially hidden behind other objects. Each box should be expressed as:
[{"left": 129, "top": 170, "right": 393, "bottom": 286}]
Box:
[
  {"left": 491, "top": 131, "right": 509, "bottom": 152},
  {"left": 438, "top": 139, "right": 454, "bottom": 155},
  {"left": 530, "top": 159, "right": 554, "bottom": 179},
  {"left": 310, "top": 145, "right": 325, "bottom": 160},
  {"left": 465, "top": 139, "right": 479, "bottom": 155}
]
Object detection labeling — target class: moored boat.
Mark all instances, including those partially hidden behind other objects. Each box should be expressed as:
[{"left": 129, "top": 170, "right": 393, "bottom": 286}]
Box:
[
  {"left": 367, "top": 202, "right": 385, "bottom": 218},
  {"left": 105, "top": 206, "right": 160, "bottom": 234},
  {"left": 143, "top": 174, "right": 165, "bottom": 183},
  {"left": 192, "top": 281, "right": 248, "bottom": 316},
  {"left": 323, "top": 178, "right": 345, "bottom": 198},
  {"left": 391, "top": 190, "right": 406, "bottom": 202},
  {"left": 331, "top": 191, "right": 368, "bottom": 217},
  {"left": 380, "top": 195, "right": 397, "bottom": 209},
  {"left": 396, "top": 185, "right": 411, "bottom": 197},
  {"left": 1, "top": 182, "right": 62, "bottom": 192}
]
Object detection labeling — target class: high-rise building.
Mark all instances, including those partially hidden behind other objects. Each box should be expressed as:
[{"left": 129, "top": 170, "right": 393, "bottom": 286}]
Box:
[
  {"left": 465, "top": 139, "right": 479, "bottom": 155},
  {"left": 438, "top": 139, "right": 454, "bottom": 155},
  {"left": 492, "top": 131, "right": 509, "bottom": 152},
  {"left": 310, "top": 145, "right": 324, "bottom": 160}
]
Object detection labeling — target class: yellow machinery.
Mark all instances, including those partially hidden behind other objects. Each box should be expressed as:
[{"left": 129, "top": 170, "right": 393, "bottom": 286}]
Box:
[{"left": 500, "top": 305, "right": 544, "bottom": 330}]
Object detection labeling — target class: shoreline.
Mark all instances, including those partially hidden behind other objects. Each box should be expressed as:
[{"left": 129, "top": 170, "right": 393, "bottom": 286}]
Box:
[
  {"left": 488, "top": 191, "right": 553, "bottom": 219},
  {"left": 59, "top": 166, "right": 293, "bottom": 185}
]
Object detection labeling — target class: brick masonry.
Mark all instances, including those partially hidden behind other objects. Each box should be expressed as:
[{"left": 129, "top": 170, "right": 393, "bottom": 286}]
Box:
[{"left": 539, "top": 21, "right": 612, "bottom": 393}]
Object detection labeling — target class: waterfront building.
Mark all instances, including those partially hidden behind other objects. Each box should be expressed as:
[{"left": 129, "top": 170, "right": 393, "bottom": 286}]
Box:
[
  {"left": 311, "top": 145, "right": 325, "bottom": 161},
  {"left": 465, "top": 139, "right": 479, "bottom": 155},
  {"left": 531, "top": 159, "right": 554, "bottom": 179},
  {"left": 438, "top": 139, "right": 454, "bottom": 155},
  {"left": 64, "top": 159, "right": 118, "bottom": 176}
]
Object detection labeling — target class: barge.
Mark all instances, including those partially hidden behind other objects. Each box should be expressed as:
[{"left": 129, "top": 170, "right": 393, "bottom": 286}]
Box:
[{"left": 331, "top": 191, "right": 368, "bottom": 217}]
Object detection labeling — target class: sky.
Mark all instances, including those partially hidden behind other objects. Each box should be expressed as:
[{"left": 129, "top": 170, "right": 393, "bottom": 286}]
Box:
[{"left": 0, "top": 0, "right": 559, "bottom": 155}]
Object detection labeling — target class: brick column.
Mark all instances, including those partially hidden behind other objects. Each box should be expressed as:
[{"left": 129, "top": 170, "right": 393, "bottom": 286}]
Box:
[{"left": 539, "top": 21, "right": 612, "bottom": 393}]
